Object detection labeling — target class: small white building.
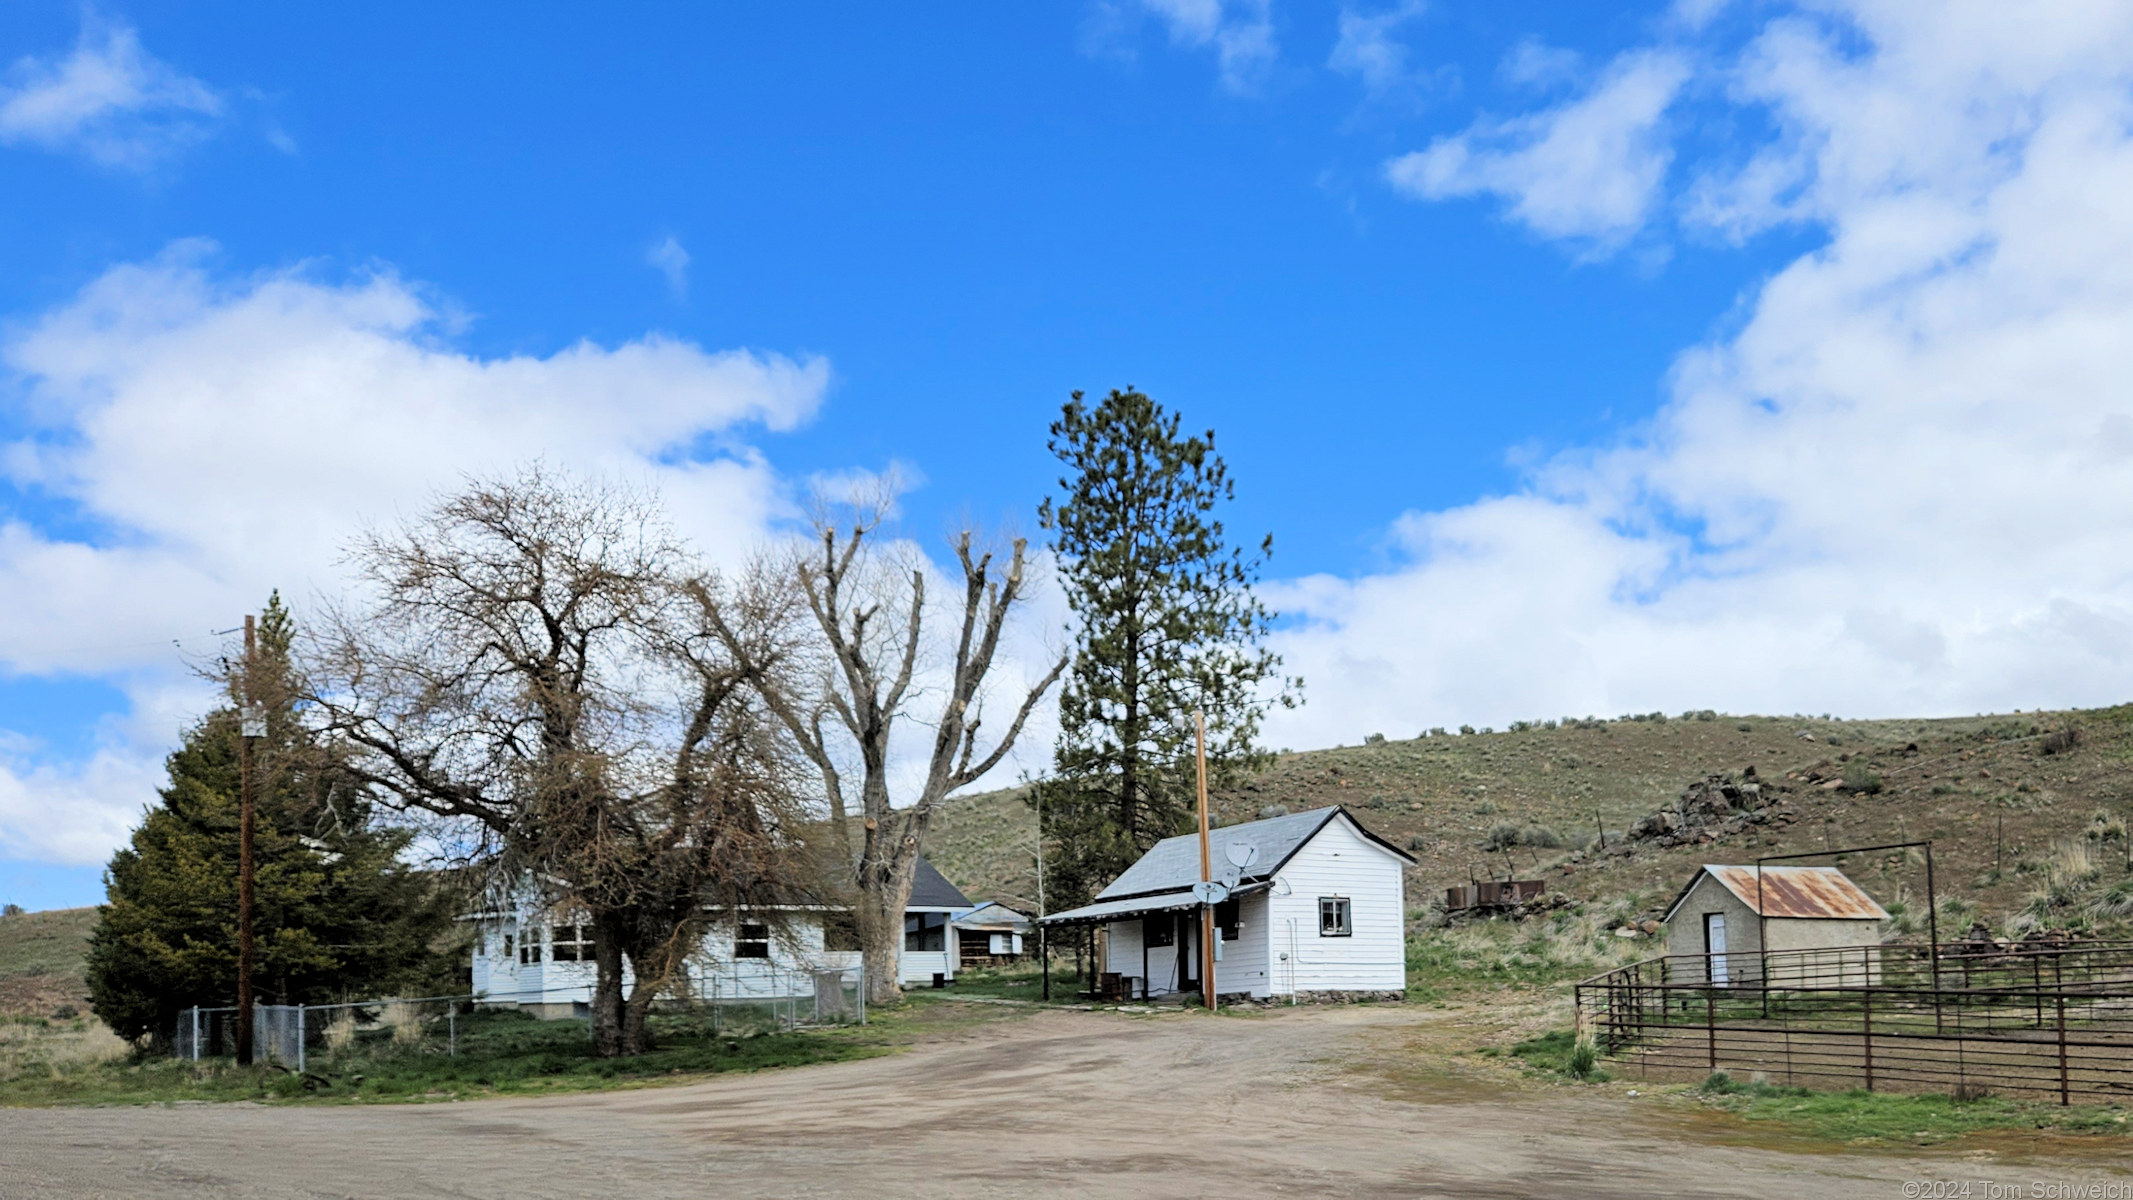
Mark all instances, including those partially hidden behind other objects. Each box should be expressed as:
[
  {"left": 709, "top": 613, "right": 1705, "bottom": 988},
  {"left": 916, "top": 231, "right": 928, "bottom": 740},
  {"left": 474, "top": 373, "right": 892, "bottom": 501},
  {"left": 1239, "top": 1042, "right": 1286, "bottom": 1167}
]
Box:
[
  {"left": 470, "top": 856, "right": 973, "bottom": 1015},
  {"left": 1662, "top": 864, "right": 1890, "bottom": 986},
  {"left": 1040, "top": 806, "right": 1415, "bottom": 1001},
  {"left": 952, "top": 901, "right": 1033, "bottom": 966}
]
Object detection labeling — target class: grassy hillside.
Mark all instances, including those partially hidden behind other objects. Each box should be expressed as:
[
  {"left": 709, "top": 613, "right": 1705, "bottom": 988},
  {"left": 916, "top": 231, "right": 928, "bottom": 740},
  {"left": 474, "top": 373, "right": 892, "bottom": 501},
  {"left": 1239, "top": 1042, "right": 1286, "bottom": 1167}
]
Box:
[
  {"left": 929, "top": 706, "right": 2133, "bottom": 935},
  {"left": 0, "top": 906, "right": 96, "bottom": 1017}
]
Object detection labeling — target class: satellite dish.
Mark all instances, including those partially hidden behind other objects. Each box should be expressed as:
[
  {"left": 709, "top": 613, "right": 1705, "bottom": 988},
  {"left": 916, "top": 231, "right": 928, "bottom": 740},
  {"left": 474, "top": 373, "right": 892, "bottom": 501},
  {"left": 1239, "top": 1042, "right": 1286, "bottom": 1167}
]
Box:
[
  {"left": 1269, "top": 878, "right": 1292, "bottom": 897},
  {"left": 1190, "top": 880, "right": 1231, "bottom": 905},
  {"left": 1225, "top": 842, "right": 1260, "bottom": 869}
]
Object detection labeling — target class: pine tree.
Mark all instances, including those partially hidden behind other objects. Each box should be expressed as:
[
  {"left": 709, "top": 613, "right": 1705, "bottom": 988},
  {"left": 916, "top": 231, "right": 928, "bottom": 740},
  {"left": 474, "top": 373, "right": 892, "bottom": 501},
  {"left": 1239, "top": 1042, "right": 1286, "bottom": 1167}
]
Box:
[
  {"left": 1037, "top": 389, "right": 1299, "bottom": 905},
  {"left": 85, "top": 595, "right": 454, "bottom": 1045}
]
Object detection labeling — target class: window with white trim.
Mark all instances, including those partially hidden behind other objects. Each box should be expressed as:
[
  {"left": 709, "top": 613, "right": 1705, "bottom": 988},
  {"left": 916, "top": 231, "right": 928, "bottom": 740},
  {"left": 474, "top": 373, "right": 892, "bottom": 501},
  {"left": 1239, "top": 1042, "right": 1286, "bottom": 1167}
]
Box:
[
  {"left": 552, "top": 924, "right": 593, "bottom": 962},
  {"left": 1318, "top": 897, "right": 1351, "bottom": 937},
  {"left": 519, "top": 927, "right": 544, "bottom": 963}
]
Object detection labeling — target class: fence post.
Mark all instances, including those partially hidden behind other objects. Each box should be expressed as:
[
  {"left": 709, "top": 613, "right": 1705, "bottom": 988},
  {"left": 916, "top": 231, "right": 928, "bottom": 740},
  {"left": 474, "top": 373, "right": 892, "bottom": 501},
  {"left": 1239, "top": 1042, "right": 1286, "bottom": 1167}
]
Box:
[
  {"left": 1861, "top": 986, "right": 1874, "bottom": 1092},
  {"left": 190, "top": 1007, "right": 200, "bottom": 1062},
  {"left": 1706, "top": 989, "right": 1717, "bottom": 1073},
  {"left": 297, "top": 1005, "right": 306, "bottom": 1075},
  {"left": 449, "top": 1006, "right": 456, "bottom": 1057},
  {"left": 2057, "top": 994, "right": 2070, "bottom": 1106}
]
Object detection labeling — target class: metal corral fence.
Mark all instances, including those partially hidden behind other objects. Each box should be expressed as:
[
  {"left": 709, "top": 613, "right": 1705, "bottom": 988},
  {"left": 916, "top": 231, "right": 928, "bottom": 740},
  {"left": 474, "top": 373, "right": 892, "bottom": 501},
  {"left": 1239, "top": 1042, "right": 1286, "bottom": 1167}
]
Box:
[
  {"left": 174, "top": 995, "right": 475, "bottom": 1072},
  {"left": 1575, "top": 940, "right": 2133, "bottom": 1104}
]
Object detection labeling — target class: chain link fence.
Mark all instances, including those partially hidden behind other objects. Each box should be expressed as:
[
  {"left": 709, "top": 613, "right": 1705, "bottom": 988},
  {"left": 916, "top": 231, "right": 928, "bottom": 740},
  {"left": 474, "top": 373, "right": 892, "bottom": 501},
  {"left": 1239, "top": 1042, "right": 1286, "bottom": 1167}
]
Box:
[{"left": 174, "top": 996, "right": 474, "bottom": 1072}]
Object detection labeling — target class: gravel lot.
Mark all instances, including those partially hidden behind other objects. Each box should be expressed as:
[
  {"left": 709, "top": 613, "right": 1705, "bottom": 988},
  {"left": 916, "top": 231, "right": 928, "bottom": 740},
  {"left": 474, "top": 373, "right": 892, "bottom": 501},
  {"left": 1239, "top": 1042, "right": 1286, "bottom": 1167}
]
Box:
[{"left": 1, "top": 1002, "right": 2122, "bottom": 1199}]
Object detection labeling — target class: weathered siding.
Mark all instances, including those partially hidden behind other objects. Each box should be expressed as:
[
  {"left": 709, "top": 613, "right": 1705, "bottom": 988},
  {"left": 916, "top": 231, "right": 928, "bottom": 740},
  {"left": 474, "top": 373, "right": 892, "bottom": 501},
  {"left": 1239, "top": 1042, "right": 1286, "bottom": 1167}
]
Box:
[
  {"left": 1105, "top": 915, "right": 1144, "bottom": 984},
  {"left": 1265, "top": 816, "right": 1407, "bottom": 995},
  {"left": 1665, "top": 874, "right": 1763, "bottom": 969}
]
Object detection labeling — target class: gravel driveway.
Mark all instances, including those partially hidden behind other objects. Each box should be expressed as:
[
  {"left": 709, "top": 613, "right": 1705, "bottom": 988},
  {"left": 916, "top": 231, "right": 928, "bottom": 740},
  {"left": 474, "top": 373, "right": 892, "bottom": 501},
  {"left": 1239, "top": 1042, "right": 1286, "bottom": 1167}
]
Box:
[{"left": 1, "top": 1003, "right": 2122, "bottom": 1199}]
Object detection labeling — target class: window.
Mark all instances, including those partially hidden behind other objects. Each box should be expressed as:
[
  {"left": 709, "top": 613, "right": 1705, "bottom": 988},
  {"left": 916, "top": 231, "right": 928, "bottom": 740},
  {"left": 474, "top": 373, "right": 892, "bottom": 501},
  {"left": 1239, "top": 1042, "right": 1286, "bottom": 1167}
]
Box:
[
  {"left": 822, "top": 913, "right": 862, "bottom": 952},
  {"left": 474, "top": 929, "right": 486, "bottom": 957},
  {"left": 1144, "top": 915, "right": 1176, "bottom": 948},
  {"left": 503, "top": 933, "right": 515, "bottom": 961},
  {"left": 519, "top": 928, "right": 543, "bottom": 964},
  {"left": 552, "top": 924, "right": 593, "bottom": 962},
  {"left": 1215, "top": 898, "right": 1242, "bottom": 941},
  {"left": 736, "top": 921, "right": 771, "bottom": 959},
  {"left": 1318, "top": 897, "right": 1351, "bottom": 937},
  {"left": 904, "top": 912, "right": 946, "bottom": 952}
]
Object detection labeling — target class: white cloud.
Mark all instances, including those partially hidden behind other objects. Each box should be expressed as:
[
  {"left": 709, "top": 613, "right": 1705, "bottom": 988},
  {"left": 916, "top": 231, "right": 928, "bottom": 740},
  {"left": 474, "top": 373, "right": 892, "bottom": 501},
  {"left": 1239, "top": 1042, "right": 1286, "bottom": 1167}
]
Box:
[
  {"left": 1329, "top": 2, "right": 1427, "bottom": 96},
  {"left": 1268, "top": 1, "right": 2133, "bottom": 748},
  {"left": 1498, "top": 38, "right": 1580, "bottom": 90},
  {"left": 1384, "top": 49, "right": 1690, "bottom": 249},
  {"left": 647, "top": 234, "right": 691, "bottom": 300},
  {"left": 1135, "top": 0, "right": 1277, "bottom": 94},
  {"left": 0, "top": 242, "right": 831, "bottom": 861},
  {"left": 0, "top": 13, "right": 224, "bottom": 170}
]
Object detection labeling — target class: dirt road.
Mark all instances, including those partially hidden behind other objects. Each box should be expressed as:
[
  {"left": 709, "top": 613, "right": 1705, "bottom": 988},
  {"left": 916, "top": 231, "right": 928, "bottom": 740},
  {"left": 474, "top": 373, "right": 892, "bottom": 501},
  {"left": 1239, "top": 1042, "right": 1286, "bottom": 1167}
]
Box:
[{"left": 1, "top": 1003, "right": 2123, "bottom": 1199}]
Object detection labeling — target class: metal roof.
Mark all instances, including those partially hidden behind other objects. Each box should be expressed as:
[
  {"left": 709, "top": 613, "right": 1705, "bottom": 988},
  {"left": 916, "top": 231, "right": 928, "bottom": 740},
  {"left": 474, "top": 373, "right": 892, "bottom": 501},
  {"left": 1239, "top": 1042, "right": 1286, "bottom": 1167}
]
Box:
[
  {"left": 1093, "top": 806, "right": 1413, "bottom": 903},
  {"left": 908, "top": 857, "right": 973, "bottom": 910},
  {"left": 1666, "top": 865, "right": 1891, "bottom": 922},
  {"left": 1040, "top": 881, "right": 1271, "bottom": 927},
  {"left": 954, "top": 901, "right": 1032, "bottom": 931}
]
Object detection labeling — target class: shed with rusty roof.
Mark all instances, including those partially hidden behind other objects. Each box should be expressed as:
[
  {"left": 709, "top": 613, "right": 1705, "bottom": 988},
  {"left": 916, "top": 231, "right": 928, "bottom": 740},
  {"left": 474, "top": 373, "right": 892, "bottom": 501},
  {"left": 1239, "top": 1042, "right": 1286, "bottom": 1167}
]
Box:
[{"left": 1661, "top": 865, "right": 1889, "bottom": 985}]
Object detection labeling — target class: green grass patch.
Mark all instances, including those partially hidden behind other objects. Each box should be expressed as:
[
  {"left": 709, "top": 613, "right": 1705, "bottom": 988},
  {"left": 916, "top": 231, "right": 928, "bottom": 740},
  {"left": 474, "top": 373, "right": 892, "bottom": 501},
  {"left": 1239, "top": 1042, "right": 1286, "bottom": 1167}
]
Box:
[
  {"left": 1691, "top": 1071, "right": 2133, "bottom": 1145},
  {"left": 0, "top": 1007, "right": 893, "bottom": 1107},
  {"left": 1476, "top": 1029, "right": 1609, "bottom": 1082},
  {"left": 1405, "top": 912, "right": 1649, "bottom": 1002}
]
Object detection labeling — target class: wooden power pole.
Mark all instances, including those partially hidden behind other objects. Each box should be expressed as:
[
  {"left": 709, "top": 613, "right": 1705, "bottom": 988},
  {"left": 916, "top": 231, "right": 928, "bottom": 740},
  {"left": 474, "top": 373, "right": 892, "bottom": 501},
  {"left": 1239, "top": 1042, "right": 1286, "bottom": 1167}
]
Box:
[
  {"left": 1196, "top": 711, "right": 1215, "bottom": 1012},
  {"left": 234, "top": 615, "right": 259, "bottom": 1065}
]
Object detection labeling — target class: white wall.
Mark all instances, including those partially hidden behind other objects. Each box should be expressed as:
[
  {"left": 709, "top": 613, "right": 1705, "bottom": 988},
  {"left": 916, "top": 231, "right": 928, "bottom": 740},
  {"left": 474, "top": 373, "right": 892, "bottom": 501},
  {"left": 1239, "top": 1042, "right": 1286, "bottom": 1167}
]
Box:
[
  {"left": 1265, "top": 816, "right": 1408, "bottom": 995},
  {"left": 1211, "top": 892, "right": 1272, "bottom": 999},
  {"left": 472, "top": 911, "right": 864, "bottom": 1011}
]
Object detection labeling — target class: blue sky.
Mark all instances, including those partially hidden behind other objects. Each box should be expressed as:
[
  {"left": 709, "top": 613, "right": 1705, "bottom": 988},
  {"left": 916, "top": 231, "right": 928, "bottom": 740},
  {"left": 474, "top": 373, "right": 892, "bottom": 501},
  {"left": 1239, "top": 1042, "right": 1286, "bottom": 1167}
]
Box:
[{"left": 6, "top": 2, "right": 2133, "bottom": 909}]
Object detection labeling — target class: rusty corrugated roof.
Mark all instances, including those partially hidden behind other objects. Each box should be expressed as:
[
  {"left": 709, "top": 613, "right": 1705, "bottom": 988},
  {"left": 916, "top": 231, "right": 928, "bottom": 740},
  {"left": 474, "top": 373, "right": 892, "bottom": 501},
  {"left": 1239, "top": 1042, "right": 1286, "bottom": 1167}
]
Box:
[{"left": 1700, "top": 865, "right": 1889, "bottom": 919}]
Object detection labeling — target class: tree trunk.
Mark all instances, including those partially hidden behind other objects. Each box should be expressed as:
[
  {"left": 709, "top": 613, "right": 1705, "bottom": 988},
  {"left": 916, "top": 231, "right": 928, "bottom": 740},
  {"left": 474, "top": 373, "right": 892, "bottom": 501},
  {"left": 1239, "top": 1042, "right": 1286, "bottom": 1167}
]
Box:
[
  {"left": 590, "top": 911, "right": 628, "bottom": 1058},
  {"left": 860, "top": 888, "right": 904, "bottom": 1006}
]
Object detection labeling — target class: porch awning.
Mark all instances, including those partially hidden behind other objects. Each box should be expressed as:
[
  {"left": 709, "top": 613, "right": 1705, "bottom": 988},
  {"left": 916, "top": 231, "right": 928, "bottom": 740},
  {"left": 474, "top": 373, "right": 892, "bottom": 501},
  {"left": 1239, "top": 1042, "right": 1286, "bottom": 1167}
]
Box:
[{"left": 1038, "top": 881, "right": 1269, "bottom": 927}]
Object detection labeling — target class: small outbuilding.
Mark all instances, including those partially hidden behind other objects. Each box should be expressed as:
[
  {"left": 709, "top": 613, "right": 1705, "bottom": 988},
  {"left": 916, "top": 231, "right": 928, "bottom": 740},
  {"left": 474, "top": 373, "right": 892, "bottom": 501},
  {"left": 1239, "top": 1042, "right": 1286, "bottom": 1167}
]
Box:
[
  {"left": 952, "top": 901, "right": 1032, "bottom": 966},
  {"left": 1040, "top": 805, "right": 1414, "bottom": 1002},
  {"left": 1662, "top": 864, "right": 1890, "bottom": 986}
]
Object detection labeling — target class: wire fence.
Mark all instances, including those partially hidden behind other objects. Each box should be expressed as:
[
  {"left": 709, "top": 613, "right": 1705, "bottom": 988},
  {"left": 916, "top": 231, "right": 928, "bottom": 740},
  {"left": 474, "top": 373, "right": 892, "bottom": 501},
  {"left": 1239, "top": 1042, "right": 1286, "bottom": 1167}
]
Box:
[
  {"left": 1575, "top": 940, "right": 2133, "bottom": 1104},
  {"left": 174, "top": 996, "right": 474, "bottom": 1073}
]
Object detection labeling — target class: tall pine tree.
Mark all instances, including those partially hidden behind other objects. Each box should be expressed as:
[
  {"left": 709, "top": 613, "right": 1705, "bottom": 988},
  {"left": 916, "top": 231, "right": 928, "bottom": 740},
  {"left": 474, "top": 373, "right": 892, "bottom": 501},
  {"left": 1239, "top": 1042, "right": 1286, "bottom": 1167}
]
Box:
[
  {"left": 1037, "top": 389, "right": 1298, "bottom": 906},
  {"left": 86, "top": 595, "right": 453, "bottom": 1045}
]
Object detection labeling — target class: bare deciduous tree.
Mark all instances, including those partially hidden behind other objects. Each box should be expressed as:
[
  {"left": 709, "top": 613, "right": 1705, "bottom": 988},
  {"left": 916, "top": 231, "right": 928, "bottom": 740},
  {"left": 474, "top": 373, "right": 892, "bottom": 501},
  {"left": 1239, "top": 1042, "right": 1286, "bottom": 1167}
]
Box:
[
  {"left": 307, "top": 467, "right": 809, "bottom": 1056},
  {"left": 707, "top": 508, "right": 1066, "bottom": 1003}
]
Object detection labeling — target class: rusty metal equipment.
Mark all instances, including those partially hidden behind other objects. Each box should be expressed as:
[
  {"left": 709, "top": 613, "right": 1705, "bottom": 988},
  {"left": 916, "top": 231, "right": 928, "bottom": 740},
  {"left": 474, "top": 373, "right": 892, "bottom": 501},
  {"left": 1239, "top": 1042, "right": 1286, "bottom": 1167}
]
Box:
[{"left": 1444, "top": 879, "right": 1546, "bottom": 912}]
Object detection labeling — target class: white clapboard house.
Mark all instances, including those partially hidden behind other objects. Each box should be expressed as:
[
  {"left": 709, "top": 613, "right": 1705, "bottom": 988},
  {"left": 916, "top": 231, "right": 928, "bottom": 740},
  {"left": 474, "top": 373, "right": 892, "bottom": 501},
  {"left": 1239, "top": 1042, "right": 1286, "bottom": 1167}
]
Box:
[
  {"left": 470, "top": 856, "right": 975, "bottom": 1016},
  {"left": 1040, "top": 806, "right": 1414, "bottom": 1001}
]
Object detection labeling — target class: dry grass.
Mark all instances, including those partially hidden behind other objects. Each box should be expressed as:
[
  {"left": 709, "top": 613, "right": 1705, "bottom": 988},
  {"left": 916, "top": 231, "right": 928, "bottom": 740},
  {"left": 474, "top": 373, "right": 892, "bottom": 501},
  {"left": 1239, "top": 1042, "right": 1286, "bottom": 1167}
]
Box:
[
  {"left": 324, "top": 1011, "right": 358, "bottom": 1054},
  {"left": 381, "top": 1000, "right": 426, "bottom": 1046},
  {"left": 0, "top": 1016, "right": 129, "bottom": 1085}
]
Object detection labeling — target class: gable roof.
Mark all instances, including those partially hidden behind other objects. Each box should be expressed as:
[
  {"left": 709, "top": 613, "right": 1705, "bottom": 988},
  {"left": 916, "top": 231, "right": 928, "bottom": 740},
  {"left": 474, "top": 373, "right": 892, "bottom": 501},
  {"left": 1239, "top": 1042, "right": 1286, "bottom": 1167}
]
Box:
[
  {"left": 909, "top": 857, "right": 973, "bottom": 910},
  {"left": 954, "top": 901, "right": 1032, "bottom": 930},
  {"left": 1664, "top": 865, "right": 1890, "bottom": 922},
  {"left": 1094, "top": 806, "right": 1414, "bottom": 902}
]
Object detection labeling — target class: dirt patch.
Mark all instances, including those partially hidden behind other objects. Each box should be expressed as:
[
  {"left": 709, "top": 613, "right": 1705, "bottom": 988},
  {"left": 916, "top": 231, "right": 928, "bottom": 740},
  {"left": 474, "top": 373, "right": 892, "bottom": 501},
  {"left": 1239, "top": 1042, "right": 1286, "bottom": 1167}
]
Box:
[
  {"left": 2, "top": 1000, "right": 2126, "bottom": 1199},
  {"left": 0, "top": 972, "right": 89, "bottom": 1018}
]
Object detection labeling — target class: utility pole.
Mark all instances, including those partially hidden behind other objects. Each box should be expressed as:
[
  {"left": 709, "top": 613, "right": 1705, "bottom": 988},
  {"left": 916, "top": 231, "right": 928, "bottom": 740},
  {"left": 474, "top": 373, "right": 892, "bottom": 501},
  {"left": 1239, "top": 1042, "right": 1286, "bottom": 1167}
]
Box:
[
  {"left": 1196, "top": 711, "right": 1215, "bottom": 1013},
  {"left": 235, "top": 615, "right": 260, "bottom": 1066},
  {"left": 1038, "top": 785, "right": 1049, "bottom": 1002}
]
